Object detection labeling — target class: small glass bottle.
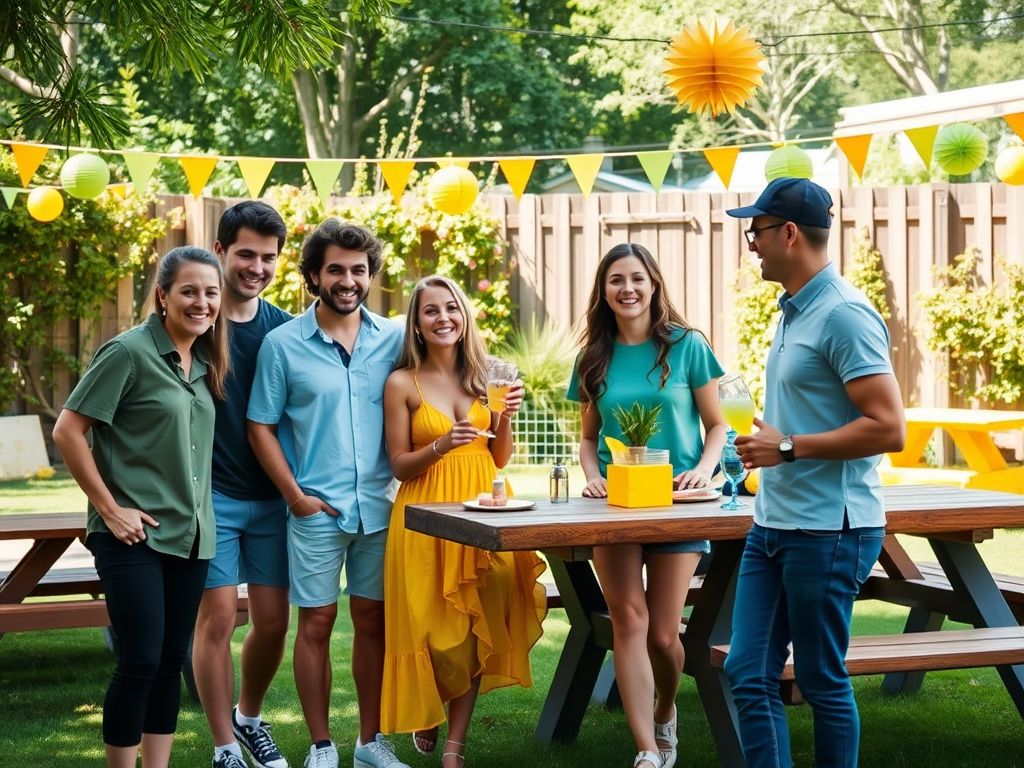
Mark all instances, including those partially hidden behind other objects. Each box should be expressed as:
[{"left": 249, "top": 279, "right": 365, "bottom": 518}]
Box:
[
  {"left": 492, "top": 474, "right": 508, "bottom": 505},
  {"left": 550, "top": 461, "right": 569, "bottom": 504}
]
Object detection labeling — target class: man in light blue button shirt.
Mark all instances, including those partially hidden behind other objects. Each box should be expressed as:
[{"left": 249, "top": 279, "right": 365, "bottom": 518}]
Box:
[
  {"left": 724, "top": 178, "right": 906, "bottom": 768},
  {"left": 248, "top": 220, "right": 409, "bottom": 768}
]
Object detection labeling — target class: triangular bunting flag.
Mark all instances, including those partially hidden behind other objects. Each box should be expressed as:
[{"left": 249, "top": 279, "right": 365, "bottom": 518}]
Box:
[
  {"left": 904, "top": 126, "right": 938, "bottom": 169},
  {"left": 637, "top": 151, "right": 675, "bottom": 193},
  {"left": 2, "top": 187, "right": 25, "bottom": 209},
  {"left": 378, "top": 160, "right": 416, "bottom": 206},
  {"left": 702, "top": 147, "right": 741, "bottom": 190},
  {"left": 305, "top": 159, "right": 344, "bottom": 209},
  {"left": 108, "top": 184, "right": 128, "bottom": 199},
  {"left": 10, "top": 143, "right": 49, "bottom": 187},
  {"left": 835, "top": 134, "right": 873, "bottom": 179},
  {"left": 122, "top": 152, "right": 161, "bottom": 190},
  {"left": 566, "top": 154, "right": 604, "bottom": 199},
  {"left": 1005, "top": 112, "right": 1024, "bottom": 141},
  {"left": 498, "top": 158, "right": 536, "bottom": 201},
  {"left": 179, "top": 156, "right": 219, "bottom": 199},
  {"left": 437, "top": 158, "right": 471, "bottom": 169},
  {"left": 237, "top": 158, "right": 275, "bottom": 199}
]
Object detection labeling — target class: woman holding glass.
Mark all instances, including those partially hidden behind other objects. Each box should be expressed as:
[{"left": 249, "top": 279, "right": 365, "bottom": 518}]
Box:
[
  {"left": 380, "top": 275, "right": 547, "bottom": 767},
  {"left": 52, "top": 247, "right": 228, "bottom": 768},
  {"left": 567, "top": 243, "right": 728, "bottom": 768}
]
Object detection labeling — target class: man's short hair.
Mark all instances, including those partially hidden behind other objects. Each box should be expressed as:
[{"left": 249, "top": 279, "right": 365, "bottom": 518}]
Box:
[
  {"left": 217, "top": 200, "right": 287, "bottom": 253},
  {"left": 298, "top": 219, "right": 383, "bottom": 294}
]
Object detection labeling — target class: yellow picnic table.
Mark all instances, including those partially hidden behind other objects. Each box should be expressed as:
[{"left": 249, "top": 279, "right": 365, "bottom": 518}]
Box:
[{"left": 881, "top": 407, "right": 1024, "bottom": 493}]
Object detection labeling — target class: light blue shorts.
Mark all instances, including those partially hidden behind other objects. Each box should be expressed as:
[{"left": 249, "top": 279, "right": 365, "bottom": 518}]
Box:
[
  {"left": 286, "top": 511, "right": 387, "bottom": 607},
  {"left": 207, "top": 489, "right": 290, "bottom": 589}
]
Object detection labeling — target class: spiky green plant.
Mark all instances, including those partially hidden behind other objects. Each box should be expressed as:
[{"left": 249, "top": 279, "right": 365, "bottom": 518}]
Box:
[
  {"left": 612, "top": 402, "right": 662, "bottom": 447},
  {"left": 493, "top": 320, "right": 577, "bottom": 411}
]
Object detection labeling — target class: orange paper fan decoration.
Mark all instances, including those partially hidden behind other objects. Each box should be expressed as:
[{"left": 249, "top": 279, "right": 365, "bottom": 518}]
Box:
[{"left": 664, "top": 18, "right": 766, "bottom": 118}]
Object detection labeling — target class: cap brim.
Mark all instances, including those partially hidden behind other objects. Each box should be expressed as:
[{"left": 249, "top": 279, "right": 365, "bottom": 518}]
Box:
[{"left": 725, "top": 204, "right": 767, "bottom": 219}]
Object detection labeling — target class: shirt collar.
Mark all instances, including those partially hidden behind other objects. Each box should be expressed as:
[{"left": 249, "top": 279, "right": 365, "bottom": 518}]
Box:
[
  {"left": 778, "top": 262, "right": 840, "bottom": 313},
  {"left": 299, "top": 301, "right": 382, "bottom": 342},
  {"left": 145, "top": 312, "right": 209, "bottom": 379}
]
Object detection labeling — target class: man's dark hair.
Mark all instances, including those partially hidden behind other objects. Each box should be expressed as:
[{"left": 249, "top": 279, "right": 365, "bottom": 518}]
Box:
[
  {"left": 299, "top": 219, "right": 383, "bottom": 294},
  {"left": 217, "top": 200, "right": 287, "bottom": 252},
  {"left": 796, "top": 224, "right": 830, "bottom": 249}
]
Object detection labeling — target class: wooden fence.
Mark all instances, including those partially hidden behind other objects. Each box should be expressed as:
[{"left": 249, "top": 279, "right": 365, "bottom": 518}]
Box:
[{"left": 16, "top": 183, "right": 1024, "bottom": 455}]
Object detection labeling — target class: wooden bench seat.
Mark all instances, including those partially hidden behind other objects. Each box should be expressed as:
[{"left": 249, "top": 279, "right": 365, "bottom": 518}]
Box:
[
  {"left": 0, "top": 566, "right": 102, "bottom": 598},
  {"left": 0, "top": 599, "right": 111, "bottom": 633}
]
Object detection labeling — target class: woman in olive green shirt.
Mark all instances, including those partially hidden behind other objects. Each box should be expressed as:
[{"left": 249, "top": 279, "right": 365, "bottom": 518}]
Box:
[{"left": 53, "top": 246, "right": 229, "bottom": 768}]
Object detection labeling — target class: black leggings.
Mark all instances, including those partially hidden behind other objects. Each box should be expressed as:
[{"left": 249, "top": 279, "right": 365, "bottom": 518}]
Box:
[{"left": 88, "top": 533, "right": 209, "bottom": 747}]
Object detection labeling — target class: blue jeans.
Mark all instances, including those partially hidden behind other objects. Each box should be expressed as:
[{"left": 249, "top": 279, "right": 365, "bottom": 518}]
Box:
[{"left": 723, "top": 521, "right": 885, "bottom": 768}]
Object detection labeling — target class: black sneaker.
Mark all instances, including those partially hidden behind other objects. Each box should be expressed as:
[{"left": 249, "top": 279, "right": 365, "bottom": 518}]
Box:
[
  {"left": 212, "top": 752, "right": 248, "bottom": 768},
  {"left": 232, "top": 707, "right": 289, "bottom": 768}
]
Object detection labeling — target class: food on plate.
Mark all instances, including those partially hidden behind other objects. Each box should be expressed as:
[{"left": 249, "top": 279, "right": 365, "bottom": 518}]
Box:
[
  {"left": 672, "top": 488, "right": 721, "bottom": 502},
  {"left": 476, "top": 492, "right": 506, "bottom": 507}
]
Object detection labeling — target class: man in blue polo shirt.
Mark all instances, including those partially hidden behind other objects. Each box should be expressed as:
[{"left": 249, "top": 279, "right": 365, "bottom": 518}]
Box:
[
  {"left": 725, "top": 178, "right": 906, "bottom": 768},
  {"left": 247, "top": 220, "right": 409, "bottom": 768}
]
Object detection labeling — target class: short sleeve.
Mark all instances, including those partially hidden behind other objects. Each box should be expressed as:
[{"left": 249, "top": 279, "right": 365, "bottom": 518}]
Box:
[
  {"left": 566, "top": 353, "right": 582, "bottom": 403},
  {"left": 822, "top": 302, "right": 893, "bottom": 383},
  {"left": 679, "top": 331, "right": 726, "bottom": 390},
  {"left": 246, "top": 336, "right": 289, "bottom": 424},
  {"left": 63, "top": 341, "right": 134, "bottom": 425}
]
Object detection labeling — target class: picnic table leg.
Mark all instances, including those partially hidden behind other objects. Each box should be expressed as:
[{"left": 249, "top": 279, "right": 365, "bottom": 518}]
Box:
[
  {"left": 535, "top": 557, "right": 610, "bottom": 743},
  {"left": 0, "top": 538, "right": 74, "bottom": 642},
  {"left": 683, "top": 539, "right": 746, "bottom": 768},
  {"left": 929, "top": 539, "right": 1024, "bottom": 717},
  {"left": 880, "top": 608, "right": 946, "bottom": 694}
]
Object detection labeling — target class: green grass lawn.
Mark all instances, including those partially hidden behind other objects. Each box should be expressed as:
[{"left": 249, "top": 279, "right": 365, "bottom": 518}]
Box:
[{"left": 4, "top": 473, "right": 1024, "bottom": 766}]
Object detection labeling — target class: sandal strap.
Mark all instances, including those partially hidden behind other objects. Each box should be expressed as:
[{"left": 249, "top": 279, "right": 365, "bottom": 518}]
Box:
[{"left": 634, "top": 750, "right": 663, "bottom": 768}]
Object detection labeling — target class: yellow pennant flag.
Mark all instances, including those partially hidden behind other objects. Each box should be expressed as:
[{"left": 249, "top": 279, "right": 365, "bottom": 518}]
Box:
[
  {"left": 835, "top": 134, "right": 873, "bottom": 179},
  {"left": 378, "top": 160, "right": 416, "bottom": 206},
  {"left": 10, "top": 143, "right": 49, "bottom": 187},
  {"left": 498, "top": 158, "right": 536, "bottom": 201},
  {"left": 904, "top": 126, "right": 938, "bottom": 169},
  {"left": 179, "top": 156, "right": 219, "bottom": 199},
  {"left": 566, "top": 154, "right": 604, "bottom": 199},
  {"left": 702, "top": 147, "right": 741, "bottom": 189},
  {"left": 1005, "top": 112, "right": 1024, "bottom": 141},
  {"left": 436, "top": 158, "right": 471, "bottom": 169},
  {"left": 637, "top": 151, "right": 674, "bottom": 193},
  {"left": 237, "top": 158, "right": 276, "bottom": 199},
  {"left": 108, "top": 184, "right": 128, "bottom": 199}
]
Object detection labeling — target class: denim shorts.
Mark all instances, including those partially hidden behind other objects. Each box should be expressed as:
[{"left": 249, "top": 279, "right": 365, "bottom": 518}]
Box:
[
  {"left": 287, "top": 511, "right": 387, "bottom": 607},
  {"left": 645, "top": 539, "right": 711, "bottom": 555},
  {"left": 206, "top": 489, "right": 289, "bottom": 589}
]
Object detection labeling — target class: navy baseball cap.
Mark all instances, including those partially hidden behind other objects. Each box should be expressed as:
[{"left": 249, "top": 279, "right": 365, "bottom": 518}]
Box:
[{"left": 726, "top": 177, "right": 834, "bottom": 229}]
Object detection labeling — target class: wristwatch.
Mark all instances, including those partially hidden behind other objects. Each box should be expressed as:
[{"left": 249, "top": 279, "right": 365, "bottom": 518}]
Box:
[{"left": 779, "top": 435, "right": 796, "bottom": 462}]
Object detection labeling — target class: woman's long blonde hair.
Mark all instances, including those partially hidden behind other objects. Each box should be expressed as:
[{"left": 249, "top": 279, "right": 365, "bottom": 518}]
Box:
[{"left": 397, "top": 275, "right": 489, "bottom": 398}]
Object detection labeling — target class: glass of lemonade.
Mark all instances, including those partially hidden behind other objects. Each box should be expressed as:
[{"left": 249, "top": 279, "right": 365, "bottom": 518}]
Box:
[
  {"left": 719, "top": 373, "right": 755, "bottom": 435},
  {"left": 486, "top": 360, "right": 518, "bottom": 413}
]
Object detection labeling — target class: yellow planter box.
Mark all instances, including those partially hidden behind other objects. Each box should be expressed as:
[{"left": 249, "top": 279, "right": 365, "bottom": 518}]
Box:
[{"left": 607, "top": 464, "right": 674, "bottom": 508}]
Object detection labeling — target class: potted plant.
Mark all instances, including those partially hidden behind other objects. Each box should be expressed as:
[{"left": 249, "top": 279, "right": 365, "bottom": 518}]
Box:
[
  {"left": 612, "top": 402, "right": 662, "bottom": 464},
  {"left": 606, "top": 402, "right": 672, "bottom": 508}
]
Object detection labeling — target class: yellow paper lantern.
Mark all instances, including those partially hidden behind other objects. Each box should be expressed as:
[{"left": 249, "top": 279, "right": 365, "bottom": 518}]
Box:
[
  {"left": 26, "top": 187, "right": 64, "bottom": 222},
  {"left": 995, "top": 146, "right": 1024, "bottom": 185},
  {"left": 765, "top": 145, "right": 813, "bottom": 181},
  {"left": 664, "top": 18, "right": 765, "bottom": 118},
  {"left": 428, "top": 166, "right": 479, "bottom": 215},
  {"left": 60, "top": 153, "right": 111, "bottom": 199}
]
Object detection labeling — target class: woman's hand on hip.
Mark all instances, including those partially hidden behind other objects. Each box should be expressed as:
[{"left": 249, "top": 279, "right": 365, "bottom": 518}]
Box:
[{"left": 103, "top": 505, "right": 159, "bottom": 545}]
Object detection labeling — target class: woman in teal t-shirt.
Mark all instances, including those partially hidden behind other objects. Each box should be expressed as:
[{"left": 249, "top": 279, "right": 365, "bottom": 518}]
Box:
[{"left": 567, "top": 243, "right": 727, "bottom": 768}]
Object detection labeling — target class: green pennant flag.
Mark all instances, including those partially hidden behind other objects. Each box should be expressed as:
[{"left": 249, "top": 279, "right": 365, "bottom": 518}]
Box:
[
  {"left": 638, "top": 151, "right": 675, "bottom": 193},
  {"left": 122, "top": 152, "right": 162, "bottom": 190},
  {"left": 306, "top": 160, "right": 345, "bottom": 209},
  {"left": 1, "top": 187, "right": 24, "bottom": 209}
]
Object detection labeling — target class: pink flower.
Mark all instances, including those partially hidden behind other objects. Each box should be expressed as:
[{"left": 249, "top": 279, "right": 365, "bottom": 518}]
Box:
[
  {"left": 468, "top": 260, "right": 477, "bottom": 269},
  {"left": 495, "top": 244, "right": 504, "bottom": 255},
  {"left": 478, "top": 279, "right": 491, "bottom": 291}
]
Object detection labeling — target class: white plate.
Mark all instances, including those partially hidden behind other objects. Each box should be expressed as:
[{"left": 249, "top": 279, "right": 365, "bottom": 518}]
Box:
[
  {"left": 462, "top": 499, "right": 538, "bottom": 512},
  {"left": 672, "top": 489, "right": 723, "bottom": 503}
]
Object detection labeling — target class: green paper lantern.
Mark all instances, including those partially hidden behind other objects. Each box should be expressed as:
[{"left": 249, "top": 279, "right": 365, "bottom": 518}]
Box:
[
  {"left": 60, "top": 153, "right": 111, "bottom": 199},
  {"left": 995, "top": 146, "right": 1024, "bottom": 186},
  {"left": 27, "top": 187, "right": 64, "bottom": 221},
  {"left": 765, "top": 145, "right": 813, "bottom": 182},
  {"left": 428, "top": 166, "right": 478, "bottom": 215},
  {"left": 934, "top": 123, "right": 988, "bottom": 176}
]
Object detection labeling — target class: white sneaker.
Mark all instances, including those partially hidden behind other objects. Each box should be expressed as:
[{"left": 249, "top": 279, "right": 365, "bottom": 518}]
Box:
[
  {"left": 304, "top": 743, "right": 338, "bottom": 768},
  {"left": 353, "top": 734, "right": 410, "bottom": 768}
]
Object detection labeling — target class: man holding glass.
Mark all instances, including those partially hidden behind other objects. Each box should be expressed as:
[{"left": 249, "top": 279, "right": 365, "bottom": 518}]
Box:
[{"left": 725, "top": 178, "right": 906, "bottom": 768}]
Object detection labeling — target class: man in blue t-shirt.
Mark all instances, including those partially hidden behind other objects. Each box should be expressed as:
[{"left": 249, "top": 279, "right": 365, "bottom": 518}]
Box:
[
  {"left": 193, "top": 201, "right": 294, "bottom": 768},
  {"left": 726, "top": 178, "right": 906, "bottom": 768}
]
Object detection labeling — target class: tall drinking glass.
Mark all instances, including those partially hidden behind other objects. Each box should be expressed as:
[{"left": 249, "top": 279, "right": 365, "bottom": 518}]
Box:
[
  {"left": 721, "top": 429, "right": 749, "bottom": 511},
  {"left": 719, "top": 373, "right": 755, "bottom": 436},
  {"left": 486, "top": 360, "right": 518, "bottom": 414}
]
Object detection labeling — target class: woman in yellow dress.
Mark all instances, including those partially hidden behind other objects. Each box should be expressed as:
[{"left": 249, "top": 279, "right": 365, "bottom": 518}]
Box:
[{"left": 381, "top": 275, "right": 547, "bottom": 767}]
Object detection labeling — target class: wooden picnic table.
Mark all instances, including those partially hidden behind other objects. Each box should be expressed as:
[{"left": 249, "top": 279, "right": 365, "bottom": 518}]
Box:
[{"left": 406, "top": 485, "right": 1024, "bottom": 767}]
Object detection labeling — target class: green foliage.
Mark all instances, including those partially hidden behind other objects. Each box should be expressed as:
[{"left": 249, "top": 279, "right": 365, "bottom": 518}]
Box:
[
  {"left": 918, "top": 247, "right": 1024, "bottom": 404},
  {"left": 0, "top": 152, "right": 168, "bottom": 417},
  {"left": 729, "top": 259, "right": 781, "bottom": 409},
  {"left": 844, "top": 227, "right": 892, "bottom": 320},
  {"left": 262, "top": 182, "right": 514, "bottom": 346},
  {"left": 612, "top": 402, "right": 662, "bottom": 447},
  {"left": 494, "top": 321, "right": 578, "bottom": 411}
]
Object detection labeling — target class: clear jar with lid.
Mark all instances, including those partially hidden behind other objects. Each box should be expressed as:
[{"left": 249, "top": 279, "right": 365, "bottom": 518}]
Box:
[
  {"left": 550, "top": 461, "right": 569, "bottom": 503},
  {"left": 492, "top": 474, "right": 508, "bottom": 505}
]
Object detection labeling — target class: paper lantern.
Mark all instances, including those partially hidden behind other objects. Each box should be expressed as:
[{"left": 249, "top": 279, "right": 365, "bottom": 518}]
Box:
[
  {"left": 60, "top": 153, "right": 110, "bottom": 199},
  {"left": 995, "top": 146, "right": 1024, "bottom": 185},
  {"left": 27, "top": 187, "right": 64, "bottom": 221},
  {"left": 664, "top": 18, "right": 765, "bottom": 118},
  {"left": 934, "top": 123, "right": 988, "bottom": 176},
  {"left": 765, "top": 145, "right": 813, "bottom": 182},
  {"left": 428, "top": 166, "right": 479, "bottom": 215}
]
